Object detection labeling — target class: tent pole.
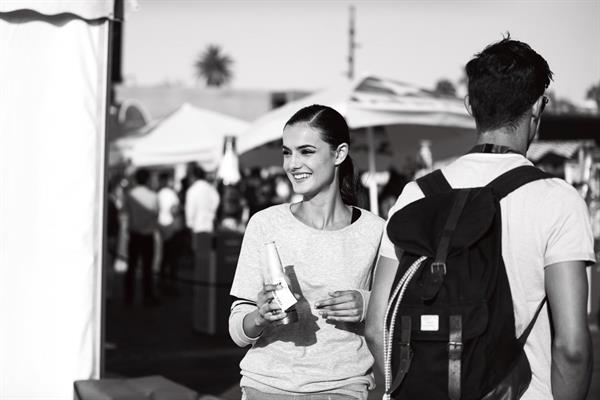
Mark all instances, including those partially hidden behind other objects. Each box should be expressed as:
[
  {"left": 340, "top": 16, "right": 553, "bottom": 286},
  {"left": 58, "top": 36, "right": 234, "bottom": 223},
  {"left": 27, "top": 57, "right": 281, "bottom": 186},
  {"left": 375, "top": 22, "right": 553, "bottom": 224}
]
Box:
[{"left": 366, "top": 126, "right": 379, "bottom": 216}]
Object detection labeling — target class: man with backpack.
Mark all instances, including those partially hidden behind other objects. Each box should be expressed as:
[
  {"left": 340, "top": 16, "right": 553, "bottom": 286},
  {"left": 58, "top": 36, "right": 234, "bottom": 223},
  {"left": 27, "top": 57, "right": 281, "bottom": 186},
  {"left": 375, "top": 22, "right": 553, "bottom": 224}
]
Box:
[{"left": 366, "top": 36, "right": 595, "bottom": 400}]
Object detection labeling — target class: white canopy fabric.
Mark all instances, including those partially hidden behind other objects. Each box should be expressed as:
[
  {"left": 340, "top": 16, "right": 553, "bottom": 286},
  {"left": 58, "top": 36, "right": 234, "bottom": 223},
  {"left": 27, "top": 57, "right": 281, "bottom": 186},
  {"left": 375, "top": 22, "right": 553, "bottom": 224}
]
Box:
[
  {"left": 237, "top": 75, "right": 474, "bottom": 154},
  {"left": 527, "top": 140, "right": 596, "bottom": 162},
  {"left": 114, "top": 102, "right": 249, "bottom": 169},
  {"left": 0, "top": 2, "right": 111, "bottom": 398},
  {"left": 0, "top": 0, "right": 114, "bottom": 19}
]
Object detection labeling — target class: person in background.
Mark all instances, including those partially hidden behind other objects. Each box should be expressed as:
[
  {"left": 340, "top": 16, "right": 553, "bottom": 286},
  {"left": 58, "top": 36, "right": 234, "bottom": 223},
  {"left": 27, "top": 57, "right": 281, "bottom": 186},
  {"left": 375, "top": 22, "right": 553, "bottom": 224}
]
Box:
[
  {"left": 185, "top": 164, "right": 220, "bottom": 271},
  {"left": 122, "top": 168, "right": 160, "bottom": 307},
  {"left": 105, "top": 175, "right": 122, "bottom": 300},
  {"left": 229, "top": 104, "right": 384, "bottom": 400},
  {"left": 366, "top": 35, "right": 594, "bottom": 400},
  {"left": 157, "top": 171, "right": 182, "bottom": 295}
]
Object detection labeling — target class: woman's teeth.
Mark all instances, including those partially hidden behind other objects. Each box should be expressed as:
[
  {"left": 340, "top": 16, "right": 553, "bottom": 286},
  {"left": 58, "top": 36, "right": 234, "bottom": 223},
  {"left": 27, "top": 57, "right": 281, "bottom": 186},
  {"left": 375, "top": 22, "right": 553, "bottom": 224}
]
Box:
[{"left": 293, "top": 173, "right": 310, "bottom": 181}]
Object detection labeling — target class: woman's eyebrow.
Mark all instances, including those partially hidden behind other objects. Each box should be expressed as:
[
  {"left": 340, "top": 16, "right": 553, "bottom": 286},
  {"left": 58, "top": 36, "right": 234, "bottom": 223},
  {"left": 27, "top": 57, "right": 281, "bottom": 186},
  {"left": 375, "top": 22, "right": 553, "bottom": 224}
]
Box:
[{"left": 282, "top": 144, "right": 316, "bottom": 151}]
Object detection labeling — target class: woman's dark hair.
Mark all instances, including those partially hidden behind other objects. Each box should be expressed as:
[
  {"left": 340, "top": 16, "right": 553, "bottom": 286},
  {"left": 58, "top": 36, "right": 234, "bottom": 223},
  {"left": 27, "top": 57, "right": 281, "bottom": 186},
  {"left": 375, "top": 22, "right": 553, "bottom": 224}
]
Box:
[{"left": 284, "top": 104, "right": 358, "bottom": 206}]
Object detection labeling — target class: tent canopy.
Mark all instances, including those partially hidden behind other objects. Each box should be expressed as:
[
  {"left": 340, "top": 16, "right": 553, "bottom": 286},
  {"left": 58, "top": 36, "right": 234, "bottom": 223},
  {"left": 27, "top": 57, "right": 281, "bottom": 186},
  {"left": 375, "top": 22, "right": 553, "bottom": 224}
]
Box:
[
  {"left": 1, "top": 1, "right": 113, "bottom": 398},
  {"left": 237, "top": 75, "right": 475, "bottom": 156},
  {"left": 528, "top": 140, "right": 596, "bottom": 162},
  {"left": 114, "top": 102, "right": 249, "bottom": 169}
]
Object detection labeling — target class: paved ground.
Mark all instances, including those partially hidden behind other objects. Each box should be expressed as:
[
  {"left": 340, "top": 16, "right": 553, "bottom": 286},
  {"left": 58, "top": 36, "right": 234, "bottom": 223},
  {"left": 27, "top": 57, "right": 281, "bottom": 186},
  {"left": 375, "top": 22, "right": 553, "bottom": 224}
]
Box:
[{"left": 105, "top": 268, "right": 600, "bottom": 400}]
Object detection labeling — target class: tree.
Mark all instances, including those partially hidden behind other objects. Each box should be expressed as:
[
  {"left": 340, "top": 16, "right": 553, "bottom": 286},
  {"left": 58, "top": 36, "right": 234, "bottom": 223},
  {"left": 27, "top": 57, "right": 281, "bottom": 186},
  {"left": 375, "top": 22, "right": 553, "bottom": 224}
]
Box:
[
  {"left": 194, "top": 44, "right": 233, "bottom": 87},
  {"left": 586, "top": 82, "right": 600, "bottom": 112},
  {"left": 433, "top": 78, "right": 457, "bottom": 97}
]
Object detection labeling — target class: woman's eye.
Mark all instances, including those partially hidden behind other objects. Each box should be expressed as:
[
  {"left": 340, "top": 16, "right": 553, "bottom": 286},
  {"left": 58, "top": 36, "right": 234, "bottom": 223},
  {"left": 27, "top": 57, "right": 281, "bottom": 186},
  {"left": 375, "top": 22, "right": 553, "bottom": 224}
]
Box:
[
  {"left": 301, "top": 150, "right": 314, "bottom": 155},
  {"left": 282, "top": 149, "right": 290, "bottom": 156}
]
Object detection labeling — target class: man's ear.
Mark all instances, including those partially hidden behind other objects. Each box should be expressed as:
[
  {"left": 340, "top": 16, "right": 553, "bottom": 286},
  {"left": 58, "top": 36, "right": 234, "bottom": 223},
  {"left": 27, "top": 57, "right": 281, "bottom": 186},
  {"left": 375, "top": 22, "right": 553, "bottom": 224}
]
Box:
[
  {"left": 531, "top": 95, "right": 545, "bottom": 120},
  {"left": 335, "top": 143, "right": 349, "bottom": 166},
  {"left": 464, "top": 95, "right": 473, "bottom": 117}
]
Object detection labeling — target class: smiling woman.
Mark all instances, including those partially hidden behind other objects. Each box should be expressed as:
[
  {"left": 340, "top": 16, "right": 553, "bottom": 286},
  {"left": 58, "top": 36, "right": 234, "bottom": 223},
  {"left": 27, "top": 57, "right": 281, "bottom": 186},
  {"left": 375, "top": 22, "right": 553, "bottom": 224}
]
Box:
[{"left": 228, "top": 104, "right": 386, "bottom": 399}]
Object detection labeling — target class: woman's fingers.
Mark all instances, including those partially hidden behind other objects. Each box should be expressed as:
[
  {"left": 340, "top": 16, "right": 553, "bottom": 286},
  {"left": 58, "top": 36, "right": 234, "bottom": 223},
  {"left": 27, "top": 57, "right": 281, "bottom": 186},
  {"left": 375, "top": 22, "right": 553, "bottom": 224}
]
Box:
[
  {"left": 314, "top": 290, "right": 363, "bottom": 322},
  {"left": 259, "top": 300, "right": 285, "bottom": 322},
  {"left": 319, "top": 308, "right": 361, "bottom": 318},
  {"left": 324, "top": 315, "right": 362, "bottom": 322},
  {"left": 315, "top": 290, "right": 361, "bottom": 311}
]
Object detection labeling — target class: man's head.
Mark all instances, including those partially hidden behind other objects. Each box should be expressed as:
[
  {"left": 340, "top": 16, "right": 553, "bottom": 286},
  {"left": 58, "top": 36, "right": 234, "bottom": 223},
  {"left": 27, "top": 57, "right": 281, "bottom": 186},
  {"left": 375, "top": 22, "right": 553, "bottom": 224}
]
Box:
[
  {"left": 191, "top": 164, "right": 206, "bottom": 181},
  {"left": 465, "top": 34, "right": 553, "bottom": 134},
  {"left": 158, "top": 171, "right": 173, "bottom": 188},
  {"left": 134, "top": 168, "right": 150, "bottom": 186}
]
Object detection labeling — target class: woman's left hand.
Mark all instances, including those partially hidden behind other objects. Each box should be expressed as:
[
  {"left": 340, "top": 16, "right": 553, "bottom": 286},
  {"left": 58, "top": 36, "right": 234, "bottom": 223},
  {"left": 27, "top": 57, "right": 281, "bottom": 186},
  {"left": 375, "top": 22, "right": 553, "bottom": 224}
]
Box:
[{"left": 315, "top": 290, "right": 363, "bottom": 322}]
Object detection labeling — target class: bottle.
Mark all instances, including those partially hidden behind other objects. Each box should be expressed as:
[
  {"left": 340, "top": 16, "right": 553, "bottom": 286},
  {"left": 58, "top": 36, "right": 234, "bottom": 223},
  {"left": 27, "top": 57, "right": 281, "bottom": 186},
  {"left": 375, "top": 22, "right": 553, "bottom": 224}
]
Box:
[{"left": 264, "top": 241, "right": 298, "bottom": 325}]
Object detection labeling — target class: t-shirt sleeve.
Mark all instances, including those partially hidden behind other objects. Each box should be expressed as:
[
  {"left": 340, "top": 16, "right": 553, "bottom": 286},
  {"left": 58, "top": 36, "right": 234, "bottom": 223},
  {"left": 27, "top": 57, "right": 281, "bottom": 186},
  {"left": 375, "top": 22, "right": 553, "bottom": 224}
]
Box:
[
  {"left": 230, "top": 214, "right": 266, "bottom": 301},
  {"left": 378, "top": 182, "right": 425, "bottom": 260},
  {"left": 544, "top": 182, "right": 596, "bottom": 267}
]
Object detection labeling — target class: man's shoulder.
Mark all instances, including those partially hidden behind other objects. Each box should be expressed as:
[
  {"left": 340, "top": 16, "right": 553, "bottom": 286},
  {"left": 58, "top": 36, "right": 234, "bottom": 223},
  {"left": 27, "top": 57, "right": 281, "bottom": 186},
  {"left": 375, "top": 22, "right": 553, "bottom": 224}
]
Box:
[{"left": 391, "top": 181, "right": 425, "bottom": 213}]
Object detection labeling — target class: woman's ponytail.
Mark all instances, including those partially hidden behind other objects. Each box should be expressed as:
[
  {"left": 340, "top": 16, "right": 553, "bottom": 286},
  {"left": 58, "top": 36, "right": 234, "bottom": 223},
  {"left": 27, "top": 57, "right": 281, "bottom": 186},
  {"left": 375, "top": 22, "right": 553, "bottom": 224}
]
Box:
[{"left": 338, "top": 155, "right": 357, "bottom": 206}]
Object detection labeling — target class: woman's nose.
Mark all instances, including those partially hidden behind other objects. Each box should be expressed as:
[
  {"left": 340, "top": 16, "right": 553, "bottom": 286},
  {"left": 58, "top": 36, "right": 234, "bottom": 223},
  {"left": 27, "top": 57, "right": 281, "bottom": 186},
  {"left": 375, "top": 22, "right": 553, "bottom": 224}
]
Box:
[{"left": 286, "top": 153, "right": 301, "bottom": 170}]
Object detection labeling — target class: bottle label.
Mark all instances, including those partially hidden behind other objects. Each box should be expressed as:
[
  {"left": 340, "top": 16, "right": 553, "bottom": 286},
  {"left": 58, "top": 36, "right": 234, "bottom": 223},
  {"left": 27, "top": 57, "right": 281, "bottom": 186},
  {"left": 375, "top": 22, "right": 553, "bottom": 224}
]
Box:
[{"left": 272, "top": 281, "right": 297, "bottom": 311}]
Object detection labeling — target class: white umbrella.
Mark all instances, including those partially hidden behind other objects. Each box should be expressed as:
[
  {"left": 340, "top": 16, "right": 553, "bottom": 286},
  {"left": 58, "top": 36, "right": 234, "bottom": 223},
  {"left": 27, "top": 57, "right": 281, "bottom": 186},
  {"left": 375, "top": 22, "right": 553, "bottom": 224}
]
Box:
[{"left": 238, "top": 75, "right": 475, "bottom": 214}]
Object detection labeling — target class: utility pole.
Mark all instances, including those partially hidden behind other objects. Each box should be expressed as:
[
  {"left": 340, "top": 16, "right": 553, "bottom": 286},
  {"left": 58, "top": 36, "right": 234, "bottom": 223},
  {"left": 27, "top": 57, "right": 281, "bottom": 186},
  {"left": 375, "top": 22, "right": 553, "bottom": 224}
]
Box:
[{"left": 347, "top": 5, "right": 356, "bottom": 80}]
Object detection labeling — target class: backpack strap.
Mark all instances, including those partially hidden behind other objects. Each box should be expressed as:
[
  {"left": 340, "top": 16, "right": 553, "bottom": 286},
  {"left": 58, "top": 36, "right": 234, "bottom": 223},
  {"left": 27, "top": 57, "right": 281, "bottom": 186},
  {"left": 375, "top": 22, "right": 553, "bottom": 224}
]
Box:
[
  {"left": 421, "top": 189, "right": 471, "bottom": 301},
  {"left": 517, "top": 297, "right": 547, "bottom": 347},
  {"left": 416, "top": 169, "right": 452, "bottom": 197},
  {"left": 486, "top": 166, "right": 553, "bottom": 200},
  {"left": 448, "top": 315, "right": 463, "bottom": 400},
  {"left": 389, "top": 316, "right": 413, "bottom": 393}
]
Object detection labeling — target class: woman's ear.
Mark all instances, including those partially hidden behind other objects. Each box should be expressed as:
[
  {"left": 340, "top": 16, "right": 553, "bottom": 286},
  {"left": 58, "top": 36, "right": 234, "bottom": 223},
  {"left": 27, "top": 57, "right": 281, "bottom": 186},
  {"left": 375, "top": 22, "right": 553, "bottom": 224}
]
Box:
[
  {"left": 464, "top": 95, "right": 473, "bottom": 117},
  {"left": 335, "top": 143, "right": 349, "bottom": 166}
]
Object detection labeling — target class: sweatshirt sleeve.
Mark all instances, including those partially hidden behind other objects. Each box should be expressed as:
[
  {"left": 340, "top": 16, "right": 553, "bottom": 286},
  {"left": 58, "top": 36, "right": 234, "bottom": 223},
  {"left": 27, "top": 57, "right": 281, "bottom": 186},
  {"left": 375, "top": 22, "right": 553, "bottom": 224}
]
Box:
[
  {"left": 229, "top": 301, "right": 261, "bottom": 347},
  {"left": 228, "top": 214, "right": 266, "bottom": 346},
  {"left": 356, "top": 289, "right": 370, "bottom": 322}
]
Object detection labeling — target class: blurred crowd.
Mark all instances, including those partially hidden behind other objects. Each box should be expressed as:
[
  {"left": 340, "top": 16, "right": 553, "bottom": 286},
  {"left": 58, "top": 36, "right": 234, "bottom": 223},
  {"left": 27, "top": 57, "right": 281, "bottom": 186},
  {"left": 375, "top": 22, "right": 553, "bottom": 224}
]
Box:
[{"left": 104, "top": 160, "right": 418, "bottom": 306}]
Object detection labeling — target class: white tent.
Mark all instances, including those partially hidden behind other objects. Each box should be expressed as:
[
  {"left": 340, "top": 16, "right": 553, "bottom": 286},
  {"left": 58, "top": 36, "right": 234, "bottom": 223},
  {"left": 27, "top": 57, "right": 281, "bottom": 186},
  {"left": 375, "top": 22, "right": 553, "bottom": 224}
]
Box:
[
  {"left": 238, "top": 75, "right": 476, "bottom": 214},
  {"left": 114, "top": 102, "right": 249, "bottom": 169},
  {"left": 0, "top": 1, "right": 112, "bottom": 398}
]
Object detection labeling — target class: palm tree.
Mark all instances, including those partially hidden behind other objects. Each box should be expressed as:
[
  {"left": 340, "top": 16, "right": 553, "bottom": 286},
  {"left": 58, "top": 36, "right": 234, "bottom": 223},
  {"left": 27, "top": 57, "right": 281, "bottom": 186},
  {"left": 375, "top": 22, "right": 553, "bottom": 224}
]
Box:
[
  {"left": 433, "top": 78, "right": 457, "bottom": 97},
  {"left": 586, "top": 82, "right": 600, "bottom": 113},
  {"left": 194, "top": 44, "right": 233, "bottom": 87}
]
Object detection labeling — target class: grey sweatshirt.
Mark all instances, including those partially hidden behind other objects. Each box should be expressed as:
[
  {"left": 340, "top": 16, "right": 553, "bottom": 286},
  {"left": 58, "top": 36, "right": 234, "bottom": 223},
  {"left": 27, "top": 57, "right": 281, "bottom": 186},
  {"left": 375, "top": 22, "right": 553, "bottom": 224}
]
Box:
[{"left": 229, "top": 204, "right": 384, "bottom": 399}]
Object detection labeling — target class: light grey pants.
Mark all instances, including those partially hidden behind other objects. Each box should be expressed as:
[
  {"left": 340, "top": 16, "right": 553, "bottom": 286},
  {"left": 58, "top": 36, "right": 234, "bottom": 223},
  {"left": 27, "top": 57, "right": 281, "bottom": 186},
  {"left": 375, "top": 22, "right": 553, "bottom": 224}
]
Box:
[{"left": 242, "top": 387, "right": 360, "bottom": 400}]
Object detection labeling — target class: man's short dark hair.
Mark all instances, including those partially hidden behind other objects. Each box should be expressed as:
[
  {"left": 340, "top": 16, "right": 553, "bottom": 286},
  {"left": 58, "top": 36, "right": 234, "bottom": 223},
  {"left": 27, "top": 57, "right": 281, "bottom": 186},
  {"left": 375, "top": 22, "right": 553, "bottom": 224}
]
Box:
[
  {"left": 158, "top": 171, "right": 171, "bottom": 186},
  {"left": 191, "top": 164, "right": 206, "bottom": 180},
  {"left": 134, "top": 168, "right": 150, "bottom": 185},
  {"left": 465, "top": 34, "right": 553, "bottom": 132}
]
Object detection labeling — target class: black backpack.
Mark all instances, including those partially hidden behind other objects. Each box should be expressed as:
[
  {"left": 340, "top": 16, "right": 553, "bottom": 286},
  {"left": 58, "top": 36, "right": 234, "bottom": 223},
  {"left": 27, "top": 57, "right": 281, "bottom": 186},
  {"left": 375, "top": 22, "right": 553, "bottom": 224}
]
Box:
[{"left": 384, "top": 166, "right": 550, "bottom": 400}]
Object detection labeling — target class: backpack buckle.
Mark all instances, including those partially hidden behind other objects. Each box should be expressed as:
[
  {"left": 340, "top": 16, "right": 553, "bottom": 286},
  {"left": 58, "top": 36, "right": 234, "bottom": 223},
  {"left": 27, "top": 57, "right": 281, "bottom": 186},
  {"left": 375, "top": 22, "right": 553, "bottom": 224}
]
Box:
[
  {"left": 430, "top": 262, "right": 446, "bottom": 276},
  {"left": 447, "top": 341, "right": 463, "bottom": 353}
]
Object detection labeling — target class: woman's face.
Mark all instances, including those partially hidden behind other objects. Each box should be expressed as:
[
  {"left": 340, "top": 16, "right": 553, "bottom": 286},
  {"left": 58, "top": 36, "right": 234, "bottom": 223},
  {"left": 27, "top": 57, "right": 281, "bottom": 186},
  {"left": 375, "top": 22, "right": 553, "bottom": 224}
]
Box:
[{"left": 282, "top": 123, "right": 339, "bottom": 199}]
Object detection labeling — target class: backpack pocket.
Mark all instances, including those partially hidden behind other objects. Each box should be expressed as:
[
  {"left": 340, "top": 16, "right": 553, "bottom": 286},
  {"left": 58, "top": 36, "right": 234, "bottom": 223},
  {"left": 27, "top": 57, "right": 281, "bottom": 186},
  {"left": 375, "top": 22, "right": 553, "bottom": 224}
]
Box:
[{"left": 395, "top": 301, "right": 488, "bottom": 342}]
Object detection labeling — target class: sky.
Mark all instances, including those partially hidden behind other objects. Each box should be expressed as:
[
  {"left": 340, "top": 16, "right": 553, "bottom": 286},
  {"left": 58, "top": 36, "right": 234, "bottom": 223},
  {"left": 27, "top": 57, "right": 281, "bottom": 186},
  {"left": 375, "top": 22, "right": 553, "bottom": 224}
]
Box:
[{"left": 122, "top": 0, "right": 600, "bottom": 102}]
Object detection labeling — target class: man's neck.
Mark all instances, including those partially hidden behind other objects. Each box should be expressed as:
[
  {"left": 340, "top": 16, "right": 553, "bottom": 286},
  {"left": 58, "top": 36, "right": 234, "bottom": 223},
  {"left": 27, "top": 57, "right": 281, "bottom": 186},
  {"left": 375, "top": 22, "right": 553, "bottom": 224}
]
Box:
[{"left": 476, "top": 127, "right": 528, "bottom": 155}]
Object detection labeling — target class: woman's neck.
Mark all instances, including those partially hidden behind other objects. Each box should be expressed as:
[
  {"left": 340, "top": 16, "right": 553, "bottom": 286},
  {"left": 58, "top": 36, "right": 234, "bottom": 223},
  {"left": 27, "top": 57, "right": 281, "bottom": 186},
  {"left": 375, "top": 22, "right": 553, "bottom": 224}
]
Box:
[{"left": 292, "top": 190, "right": 352, "bottom": 231}]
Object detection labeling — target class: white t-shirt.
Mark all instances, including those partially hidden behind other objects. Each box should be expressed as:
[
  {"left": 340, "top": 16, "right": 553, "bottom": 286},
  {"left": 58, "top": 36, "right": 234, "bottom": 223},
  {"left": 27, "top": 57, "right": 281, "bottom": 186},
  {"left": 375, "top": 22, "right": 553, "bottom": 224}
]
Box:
[
  {"left": 158, "top": 187, "right": 179, "bottom": 226},
  {"left": 379, "top": 153, "right": 596, "bottom": 400},
  {"left": 185, "top": 180, "right": 220, "bottom": 233}
]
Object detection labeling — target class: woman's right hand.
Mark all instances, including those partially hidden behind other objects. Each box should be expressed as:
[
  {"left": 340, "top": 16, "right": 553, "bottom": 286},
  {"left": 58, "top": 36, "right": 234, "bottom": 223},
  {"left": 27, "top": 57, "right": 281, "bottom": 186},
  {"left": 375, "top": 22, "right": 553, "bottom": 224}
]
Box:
[{"left": 254, "top": 283, "right": 287, "bottom": 327}]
